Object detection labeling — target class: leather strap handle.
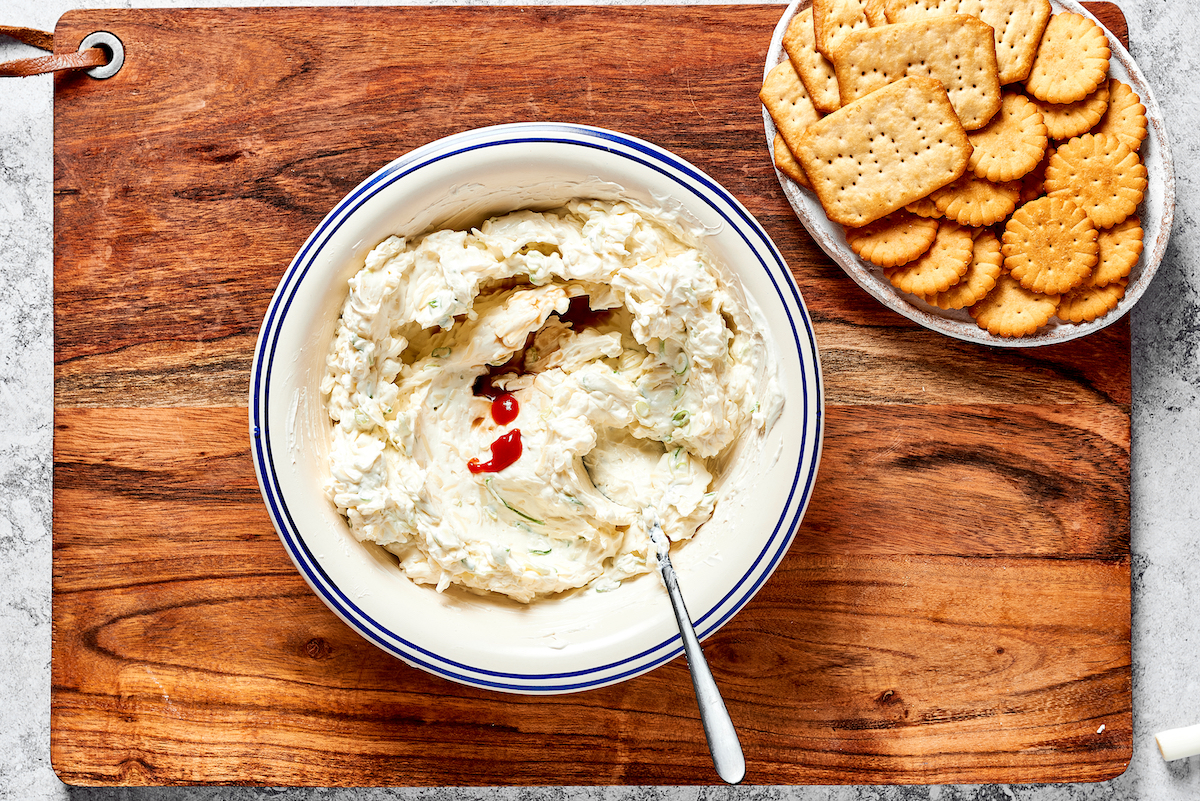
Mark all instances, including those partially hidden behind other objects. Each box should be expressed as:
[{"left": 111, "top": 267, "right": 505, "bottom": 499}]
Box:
[{"left": 0, "top": 24, "right": 110, "bottom": 77}]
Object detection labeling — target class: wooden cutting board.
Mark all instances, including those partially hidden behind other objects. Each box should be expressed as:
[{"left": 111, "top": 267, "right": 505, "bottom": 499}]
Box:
[{"left": 51, "top": 3, "right": 1132, "bottom": 787}]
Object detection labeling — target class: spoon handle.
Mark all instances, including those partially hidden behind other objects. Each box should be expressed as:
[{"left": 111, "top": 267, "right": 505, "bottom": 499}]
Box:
[{"left": 658, "top": 552, "right": 746, "bottom": 785}]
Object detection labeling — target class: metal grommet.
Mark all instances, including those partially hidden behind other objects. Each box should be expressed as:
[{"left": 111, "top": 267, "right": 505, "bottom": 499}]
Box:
[{"left": 79, "top": 31, "right": 123, "bottom": 80}]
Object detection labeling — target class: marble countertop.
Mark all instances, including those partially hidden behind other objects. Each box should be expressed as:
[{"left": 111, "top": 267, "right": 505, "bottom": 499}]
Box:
[{"left": 3, "top": 1, "right": 1198, "bottom": 799}]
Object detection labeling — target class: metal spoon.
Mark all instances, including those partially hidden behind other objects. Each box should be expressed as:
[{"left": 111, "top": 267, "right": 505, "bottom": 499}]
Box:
[{"left": 649, "top": 523, "right": 746, "bottom": 784}]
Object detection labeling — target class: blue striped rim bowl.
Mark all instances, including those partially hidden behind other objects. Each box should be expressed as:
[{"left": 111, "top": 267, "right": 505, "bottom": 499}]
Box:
[{"left": 250, "top": 122, "right": 824, "bottom": 694}]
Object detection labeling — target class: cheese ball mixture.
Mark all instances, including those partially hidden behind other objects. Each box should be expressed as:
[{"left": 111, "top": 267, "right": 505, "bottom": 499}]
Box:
[{"left": 322, "top": 199, "right": 783, "bottom": 603}]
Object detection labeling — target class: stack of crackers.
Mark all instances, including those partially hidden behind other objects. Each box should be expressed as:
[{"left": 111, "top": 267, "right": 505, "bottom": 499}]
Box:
[{"left": 762, "top": 0, "right": 1149, "bottom": 338}]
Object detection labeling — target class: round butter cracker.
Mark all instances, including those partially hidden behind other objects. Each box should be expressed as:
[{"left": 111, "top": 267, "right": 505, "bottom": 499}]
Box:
[
  {"left": 905, "top": 196, "right": 943, "bottom": 218},
  {"left": 968, "top": 92, "right": 1049, "bottom": 182},
  {"left": 884, "top": 220, "right": 973, "bottom": 296},
  {"left": 1094, "top": 78, "right": 1148, "bottom": 152},
  {"left": 1003, "top": 195, "right": 1098, "bottom": 294},
  {"left": 1044, "top": 132, "right": 1147, "bottom": 229},
  {"left": 930, "top": 173, "right": 1021, "bottom": 227},
  {"left": 969, "top": 271, "right": 1060, "bottom": 337},
  {"left": 925, "top": 229, "right": 1003, "bottom": 310},
  {"left": 1025, "top": 12, "right": 1110, "bottom": 105},
  {"left": 844, "top": 211, "right": 938, "bottom": 268},
  {"left": 1093, "top": 215, "right": 1143, "bottom": 287},
  {"left": 1057, "top": 276, "right": 1128, "bottom": 323},
  {"left": 1030, "top": 80, "right": 1110, "bottom": 141}
]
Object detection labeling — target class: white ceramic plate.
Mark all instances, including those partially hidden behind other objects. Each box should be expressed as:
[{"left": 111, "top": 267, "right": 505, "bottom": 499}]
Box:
[
  {"left": 764, "top": 0, "right": 1175, "bottom": 347},
  {"left": 250, "top": 123, "right": 824, "bottom": 694}
]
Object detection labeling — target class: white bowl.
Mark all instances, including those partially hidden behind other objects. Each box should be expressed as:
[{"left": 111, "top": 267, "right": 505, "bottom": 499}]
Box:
[
  {"left": 764, "top": 0, "right": 1175, "bottom": 347},
  {"left": 250, "top": 123, "right": 823, "bottom": 693}
]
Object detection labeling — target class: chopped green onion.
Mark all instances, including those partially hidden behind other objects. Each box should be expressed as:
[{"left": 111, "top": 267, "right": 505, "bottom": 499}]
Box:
[
  {"left": 431, "top": 346, "right": 451, "bottom": 358},
  {"left": 484, "top": 478, "right": 544, "bottom": 525}
]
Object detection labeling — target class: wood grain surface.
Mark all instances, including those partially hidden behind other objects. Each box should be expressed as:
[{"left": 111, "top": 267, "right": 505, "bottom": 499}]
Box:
[{"left": 52, "top": 3, "right": 1133, "bottom": 787}]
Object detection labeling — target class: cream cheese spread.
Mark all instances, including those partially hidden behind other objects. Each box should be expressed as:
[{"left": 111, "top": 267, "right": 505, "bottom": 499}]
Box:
[{"left": 321, "top": 198, "right": 783, "bottom": 603}]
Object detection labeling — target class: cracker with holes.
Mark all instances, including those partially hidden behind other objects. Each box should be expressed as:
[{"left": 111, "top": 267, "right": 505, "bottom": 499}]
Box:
[
  {"left": 1094, "top": 78, "right": 1148, "bottom": 152},
  {"left": 1092, "top": 215, "right": 1143, "bottom": 287},
  {"left": 794, "top": 76, "right": 972, "bottom": 227},
  {"left": 906, "top": 196, "right": 942, "bottom": 219},
  {"left": 813, "top": 0, "right": 872, "bottom": 59},
  {"left": 844, "top": 211, "right": 938, "bottom": 268},
  {"left": 925, "top": 228, "right": 1004, "bottom": 310},
  {"left": 760, "top": 58, "right": 823, "bottom": 157},
  {"left": 1025, "top": 12, "right": 1110, "bottom": 104},
  {"left": 1029, "top": 81, "right": 1110, "bottom": 141},
  {"left": 969, "top": 271, "right": 1060, "bottom": 337},
  {"left": 1057, "top": 275, "right": 1127, "bottom": 323},
  {"left": 884, "top": 220, "right": 974, "bottom": 295},
  {"left": 830, "top": 15, "right": 1002, "bottom": 130},
  {"left": 1002, "top": 195, "right": 1098, "bottom": 294},
  {"left": 1018, "top": 144, "right": 1054, "bottom": 204},
  {"left": 968, "top": 92, "right": 1048, "bottom": 182},
  {"left": 782, "top": 6, "right": 842, "bottom": 113},
  {"left": 1043, "top": 132, "right": 1146, "bottom": 229},
  {"left": 884, "top": 0, "right": 1051, "bottom": 84},
  {"left": 930, "top": 173, "right": 1021, "bottom": 227}
]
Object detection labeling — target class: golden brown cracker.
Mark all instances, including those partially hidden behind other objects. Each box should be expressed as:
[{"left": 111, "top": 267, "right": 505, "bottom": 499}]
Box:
[
  {"left": 905, "top": 196, "right": 943, "bottom": 218},
  {"left": 830, "top": 15, "right": 1002, "bottom": 130},
  {"left": 1030, "top": 80, "right": 1110, "bottom": 141},
  {"left": 795, "top": 76, "right": 972, "bottom": 228},
  {"left": 1044, "top": 132, "right": 1147, "bottom": 229},
  {"left": 813, "top": 0, "right": 872, "bottom": 60},
  {"left": 1056, "top": 276, "right": 1128, "bottom": 323},
  {"left": 1018, "top": 145, "right": 1054, "bottom": 204},
  {"left": 1025, "top": 12, "right": 1110, "bottom": 104},
  {"left": 969, "top": 271, "right": 1060, "bottom": 336},
  {"left": 1002, "top": 195, "right": 1098, "bottom": 294},
  {"left": 864, "top": 0, "right": 889, "bottom": 25},
  {"left": 925, "top": 228, "right": 1003, "bottom": 309},
  {"left": 844, "top": 211, "right": 939, "bottom": 268},
  {"left": 760, "top": 58, "right": 823, "bottom": 157},
  {"left": 930, "top": 173, "right": 1021, "bottom": 227},
  {"left": 884, "top": 0, "right": 1052, "bottom": 84},
  {"left": 1094, "top": 79, "right": 1148, "bottom": 152},
  {"left": 772, "top": 132, "right": 811, "bottom": 189},
  {"left": 782, "top": 6, "right": 843, "bottom": 114},
  {"left": 884, "top": 221, "right": 974, "bottom": 295},
  {"left": 1093, "top": 215, "right": 1143, "bottom": 287},
  {"left": 968, "top": 92, "right": 1049, "bottom": 182}
]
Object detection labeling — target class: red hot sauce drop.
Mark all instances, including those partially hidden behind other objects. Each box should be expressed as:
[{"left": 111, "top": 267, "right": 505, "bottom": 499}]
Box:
[
  {"left": 468, "top": 428, "right": 523, "bottom": 474},
  {"left": 491, "top": 393, "right": 519, "bottom": 425}
]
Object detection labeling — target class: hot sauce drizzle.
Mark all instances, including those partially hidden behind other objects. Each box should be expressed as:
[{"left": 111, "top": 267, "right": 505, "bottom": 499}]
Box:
[{"left": 468, "top": 428, "right": 523, "bottom": 474}]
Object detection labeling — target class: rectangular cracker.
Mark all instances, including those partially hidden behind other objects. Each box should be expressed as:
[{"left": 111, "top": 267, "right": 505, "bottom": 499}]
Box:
[
  {"left": 782, "top": 6, "right": 842, "bottom": 113},
  {"left": 772, "top": 132, "right": 811, "bottom": 189},
  {"left": 864, "top": 0, "right": 889, "bottom": 25},
  {"left": 830, "top": 14, "right": 1002, "bottom": 129},
  {"left": 794, "top": 76, "right": 972, "bottom": 227},
  {"left": 812, "top": 0, "right": 872, "bottom": 59},
  {"left": 884, "top": 0, "right": 1052, "bottom": 84},
  {"left": 759, "top": 58, "right": 823, "bottom": 181}
]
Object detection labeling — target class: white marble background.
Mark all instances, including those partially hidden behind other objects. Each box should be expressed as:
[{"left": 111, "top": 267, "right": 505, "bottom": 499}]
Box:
[{"left": 2, "top": 0, "right": 1198, "bottom": 799}]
